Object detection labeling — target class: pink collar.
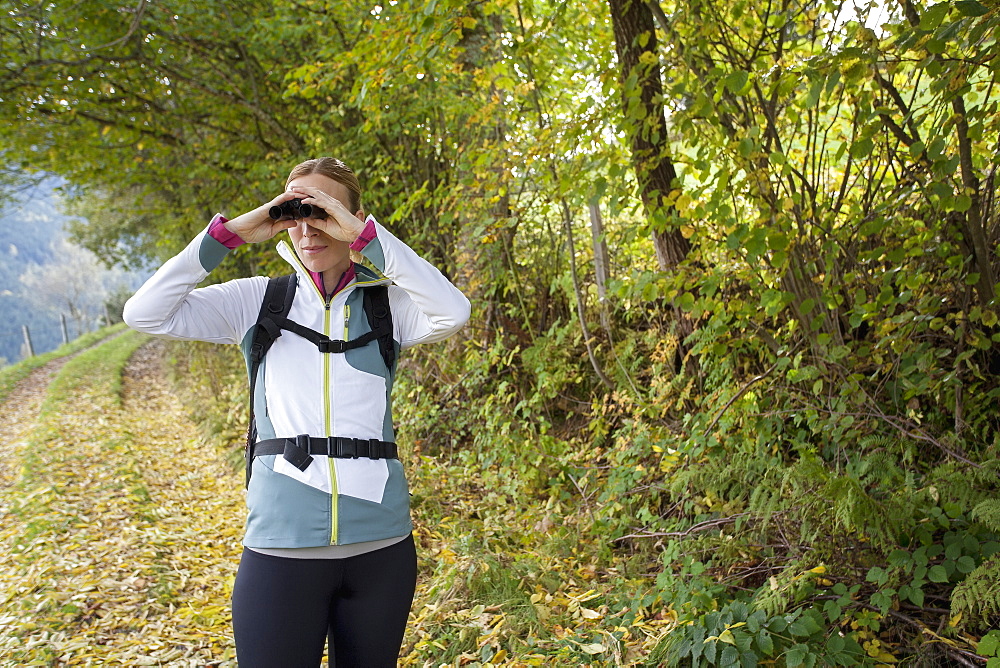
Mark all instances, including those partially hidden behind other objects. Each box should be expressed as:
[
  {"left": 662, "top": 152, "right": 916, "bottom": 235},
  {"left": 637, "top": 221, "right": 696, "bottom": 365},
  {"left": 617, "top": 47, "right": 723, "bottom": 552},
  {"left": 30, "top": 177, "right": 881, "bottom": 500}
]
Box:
[{"left": 310, "top": 265, "right": 357, "bottom": 299}]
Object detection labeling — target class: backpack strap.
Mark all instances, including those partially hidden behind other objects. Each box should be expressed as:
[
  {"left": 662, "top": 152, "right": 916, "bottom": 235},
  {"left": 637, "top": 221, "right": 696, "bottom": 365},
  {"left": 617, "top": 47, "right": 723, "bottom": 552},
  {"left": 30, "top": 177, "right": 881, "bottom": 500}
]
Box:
[
  {"left": 250, "top": 274, "right": 297, "bottom": 369},
  {"left": 244, "top": 275, "right": 395, "bottom": 486},
  {"left": 245, "top": 274, "right": 297, "bottom": 486},
  {"left": 364, "top": 285, "right": 395, "bottom": 370},
  {"left": 263, "top": 284, "right": 394, "bottom": 366}
]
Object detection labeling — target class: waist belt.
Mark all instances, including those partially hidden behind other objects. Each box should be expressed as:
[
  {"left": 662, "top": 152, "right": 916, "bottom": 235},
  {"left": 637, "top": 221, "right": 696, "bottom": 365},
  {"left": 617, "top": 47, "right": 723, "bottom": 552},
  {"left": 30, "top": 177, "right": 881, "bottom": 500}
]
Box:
[{"left": 250, "top": 435, "right": 398, "bottom": 472}]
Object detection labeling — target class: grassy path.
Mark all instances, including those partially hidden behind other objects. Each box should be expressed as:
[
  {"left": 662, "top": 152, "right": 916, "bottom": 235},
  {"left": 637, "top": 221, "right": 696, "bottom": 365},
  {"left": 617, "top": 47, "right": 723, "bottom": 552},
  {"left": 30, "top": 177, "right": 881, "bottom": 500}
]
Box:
[{"left": 0, "top": 333, "right": 242, "bottom": 666}]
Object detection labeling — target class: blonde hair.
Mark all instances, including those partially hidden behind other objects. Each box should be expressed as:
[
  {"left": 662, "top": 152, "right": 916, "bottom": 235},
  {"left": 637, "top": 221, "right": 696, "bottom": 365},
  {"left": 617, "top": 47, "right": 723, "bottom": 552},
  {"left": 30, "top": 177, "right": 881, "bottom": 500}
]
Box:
[{"left": 286, "top": 157, "right": 363, "bottom": 213}]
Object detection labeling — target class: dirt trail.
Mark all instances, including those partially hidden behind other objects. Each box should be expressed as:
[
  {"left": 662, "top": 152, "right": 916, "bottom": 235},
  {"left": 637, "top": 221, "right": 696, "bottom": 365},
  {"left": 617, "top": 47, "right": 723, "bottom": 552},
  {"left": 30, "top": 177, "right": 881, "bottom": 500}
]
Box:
[
  {"left": 0, "top": 339, "right": 244, "bottom": 666},
  {"left": 0, "top": 356, "right": 74, "bottom": 487}
]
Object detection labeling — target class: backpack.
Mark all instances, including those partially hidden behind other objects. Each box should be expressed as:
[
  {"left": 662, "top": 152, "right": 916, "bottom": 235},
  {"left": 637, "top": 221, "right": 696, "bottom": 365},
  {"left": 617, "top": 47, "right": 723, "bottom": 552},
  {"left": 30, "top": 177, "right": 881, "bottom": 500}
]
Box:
[{"left": 244, "top": 273, "right": 395, "bottom": 484}]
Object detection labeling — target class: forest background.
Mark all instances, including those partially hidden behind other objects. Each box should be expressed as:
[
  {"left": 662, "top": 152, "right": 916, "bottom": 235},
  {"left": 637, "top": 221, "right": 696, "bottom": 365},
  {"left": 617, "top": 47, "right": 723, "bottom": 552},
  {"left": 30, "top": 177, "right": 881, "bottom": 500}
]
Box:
[{"left": 2, "top": 0, "right": 999, "bottom": 665}]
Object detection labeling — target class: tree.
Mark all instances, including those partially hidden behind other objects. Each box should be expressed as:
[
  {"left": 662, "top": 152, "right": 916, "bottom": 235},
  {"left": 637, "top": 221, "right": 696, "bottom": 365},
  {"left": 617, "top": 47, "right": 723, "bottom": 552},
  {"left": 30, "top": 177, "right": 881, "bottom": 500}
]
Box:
[
  {"left": 18, "top": 238, "right": 127, "bottom": 336},
  {"left": 607, "top": 0, "right": 691, "bottom": 271}
]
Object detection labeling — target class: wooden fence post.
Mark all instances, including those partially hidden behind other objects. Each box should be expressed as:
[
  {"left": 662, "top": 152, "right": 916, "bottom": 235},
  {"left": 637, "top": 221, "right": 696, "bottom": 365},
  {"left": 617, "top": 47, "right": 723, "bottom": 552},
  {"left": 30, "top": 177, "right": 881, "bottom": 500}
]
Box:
[{"left": 22, "top": 325, "right": 35, "bottom": 358}]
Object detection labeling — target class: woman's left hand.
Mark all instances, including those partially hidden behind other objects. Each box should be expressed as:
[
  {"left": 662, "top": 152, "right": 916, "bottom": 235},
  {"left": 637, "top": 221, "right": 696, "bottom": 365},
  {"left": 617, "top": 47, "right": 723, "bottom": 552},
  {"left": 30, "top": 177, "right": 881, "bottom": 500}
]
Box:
[{"left": 288, "top": 185, "right": 367, "bottom": 243}]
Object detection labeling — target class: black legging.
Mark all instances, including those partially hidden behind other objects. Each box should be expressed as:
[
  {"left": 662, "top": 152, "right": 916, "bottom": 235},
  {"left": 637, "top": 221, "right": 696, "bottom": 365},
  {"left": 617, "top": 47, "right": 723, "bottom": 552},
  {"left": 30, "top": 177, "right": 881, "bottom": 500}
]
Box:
[{"left": 231, "top": 534, "right": 417, "bottom": 667}]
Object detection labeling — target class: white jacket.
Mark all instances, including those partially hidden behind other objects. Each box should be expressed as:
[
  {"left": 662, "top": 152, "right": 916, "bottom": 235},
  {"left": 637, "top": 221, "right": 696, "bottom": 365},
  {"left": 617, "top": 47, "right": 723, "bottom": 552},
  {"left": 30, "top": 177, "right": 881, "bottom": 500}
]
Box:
[{"left": 124, "top": 215, "right": 470, "bottom": 547}]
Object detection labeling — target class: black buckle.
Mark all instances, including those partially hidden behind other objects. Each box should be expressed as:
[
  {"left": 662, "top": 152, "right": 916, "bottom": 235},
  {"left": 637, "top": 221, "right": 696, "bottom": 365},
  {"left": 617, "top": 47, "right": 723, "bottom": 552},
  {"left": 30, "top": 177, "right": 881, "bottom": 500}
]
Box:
[
  {"left": 313, "top": 436, "right": 331, "bottom": 456},
  {"left": 369, "top": 438, "right": 382, "bottom": 460},
  {"left": 345, "top": 438, "right": 360, "bottom": 458},
  {"left": 318, "top": 339, "right": 345, "bottom": 353},
  {"left": 283, "top": 434, "right": 314, "bottom": 471}
]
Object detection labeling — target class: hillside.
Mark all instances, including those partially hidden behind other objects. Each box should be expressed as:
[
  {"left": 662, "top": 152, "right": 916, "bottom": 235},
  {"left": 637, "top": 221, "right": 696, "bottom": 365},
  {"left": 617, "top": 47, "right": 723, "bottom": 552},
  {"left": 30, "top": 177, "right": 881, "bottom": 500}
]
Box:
[
  {"left": 0, "top": 180, "right": 68, "bottom": 363},
  {"left": 0, "top": 180, "right": 141, "bottom": 366}
]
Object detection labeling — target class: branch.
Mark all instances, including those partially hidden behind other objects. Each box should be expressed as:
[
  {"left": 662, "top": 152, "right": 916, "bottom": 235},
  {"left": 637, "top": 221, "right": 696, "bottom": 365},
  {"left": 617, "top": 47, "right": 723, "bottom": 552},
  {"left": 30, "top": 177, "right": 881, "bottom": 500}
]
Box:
[
  {"left": 558, "top": 195, "right": 615, "bottom": 390},
  {"left": 952, "top": 93, "right": 997, "bottom": 304},
  {"left": 872, "top": 68, "right": 921, "bottom": 147},
  {"left": 88, "top": 0, "right": 149, "bottom": 53},
  {"left": 613, "top": 512, "right": 750, "bottom": 542},
  {"left": 705, "top": 341, "right": 804, "bottom": 433}
]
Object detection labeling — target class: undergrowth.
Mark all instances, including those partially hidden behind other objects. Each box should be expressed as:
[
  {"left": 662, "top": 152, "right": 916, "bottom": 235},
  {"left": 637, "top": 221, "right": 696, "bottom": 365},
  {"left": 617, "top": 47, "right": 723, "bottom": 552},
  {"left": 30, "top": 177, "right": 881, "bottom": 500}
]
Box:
[{"left": 163, "top": 292, "right": 1000, "bottom": 666}]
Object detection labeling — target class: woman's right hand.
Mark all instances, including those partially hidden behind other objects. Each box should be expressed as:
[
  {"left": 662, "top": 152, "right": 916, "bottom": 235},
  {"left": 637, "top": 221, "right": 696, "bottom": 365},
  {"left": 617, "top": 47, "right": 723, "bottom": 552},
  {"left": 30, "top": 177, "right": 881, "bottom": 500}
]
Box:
[{"left": 223, "top": 192, "right": 300, "bottom": 244}]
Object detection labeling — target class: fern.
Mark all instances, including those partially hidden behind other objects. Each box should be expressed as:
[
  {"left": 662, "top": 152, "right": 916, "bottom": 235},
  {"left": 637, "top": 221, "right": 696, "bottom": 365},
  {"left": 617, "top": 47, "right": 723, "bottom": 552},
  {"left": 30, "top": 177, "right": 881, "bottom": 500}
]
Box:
[
  {"left": 750, "top": 562, "right": 803, "bottom": 617},
  {"left": 971, "top": 499, "right": 1000, "bottom": 533},
  {"left": 951, "top": 554, "right": 1000, "bottom": 630}
]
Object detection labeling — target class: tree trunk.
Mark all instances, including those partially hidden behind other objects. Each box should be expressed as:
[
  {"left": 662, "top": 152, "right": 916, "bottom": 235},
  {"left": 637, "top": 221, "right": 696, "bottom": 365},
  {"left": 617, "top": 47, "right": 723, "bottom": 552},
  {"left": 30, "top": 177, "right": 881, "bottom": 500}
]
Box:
[{"left": 607, "top": 0, "right": 691, "bottom": 271}]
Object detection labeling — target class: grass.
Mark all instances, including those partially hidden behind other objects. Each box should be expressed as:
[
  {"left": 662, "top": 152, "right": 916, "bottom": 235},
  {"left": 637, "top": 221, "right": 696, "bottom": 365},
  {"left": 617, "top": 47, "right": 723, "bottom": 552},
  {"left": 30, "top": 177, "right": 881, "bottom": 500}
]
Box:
[{"left": 0, "top": 323, "right": 128, "bottom": 405}]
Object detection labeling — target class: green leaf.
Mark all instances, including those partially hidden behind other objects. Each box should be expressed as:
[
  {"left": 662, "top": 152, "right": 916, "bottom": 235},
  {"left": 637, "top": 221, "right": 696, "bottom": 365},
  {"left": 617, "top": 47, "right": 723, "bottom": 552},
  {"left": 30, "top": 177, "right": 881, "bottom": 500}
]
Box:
[
  {"left": 955, "top": 0, "right": 988, "bottom": 16},
  {"left": 767, "top": 231, "right": 789, "bottom": 251},
  {"left": 953, "top": 194, "right": 972, "bottom": 212},
  {"left": 888, "top": 549, "right": 912, "bottom": 568},
  {"left": 757, "top": 629, "right": 774, "bottom": 655},
  {"left": 724, "top": 70, "right": 750, "bottom": 94},
  {"left": 919, "top": 3, "right": 952, "bottom": 30},
  {"left": 805, "top": 78, "right": 822, "bottom": 108},
  {"left": 925, "top": 39, "right": 946, "bottom": 54},
  {"left": 850, "top": 137, "right": 873, "bottom": 159},
  {"left": 788, "top": 619, "right": 813, "bottom": 637},
  {"left": 980, "top": 631, "right": 1000, "bottom": 656},
  {"left": 786, "top": 644, "right": 808, "bottom": 666},
  {"left": 928, "top": 565, "right": 949, "bottom": 583},
  {"left": 957, "top": 555, "right": 977, "bottom": 574}
]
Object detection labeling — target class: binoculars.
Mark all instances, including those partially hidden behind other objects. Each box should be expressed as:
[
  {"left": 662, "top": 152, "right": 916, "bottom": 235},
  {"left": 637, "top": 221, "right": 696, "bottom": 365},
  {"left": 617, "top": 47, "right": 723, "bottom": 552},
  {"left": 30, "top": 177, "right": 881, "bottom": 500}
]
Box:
[{"left": 269, "top": 198, "right": 327, "bottom": 221}]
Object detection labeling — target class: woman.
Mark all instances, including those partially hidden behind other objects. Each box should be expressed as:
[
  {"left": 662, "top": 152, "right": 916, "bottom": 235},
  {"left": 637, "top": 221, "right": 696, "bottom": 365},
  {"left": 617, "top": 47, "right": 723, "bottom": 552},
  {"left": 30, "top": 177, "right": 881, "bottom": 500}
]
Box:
[{"left": 124, "top": 157, "right": 471, "bottom": 667}]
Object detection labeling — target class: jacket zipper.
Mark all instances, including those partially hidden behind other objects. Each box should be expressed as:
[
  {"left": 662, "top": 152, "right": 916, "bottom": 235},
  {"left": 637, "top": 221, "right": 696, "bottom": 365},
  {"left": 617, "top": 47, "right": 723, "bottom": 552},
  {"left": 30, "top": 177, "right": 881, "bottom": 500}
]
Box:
[
  {"left": 280, "top": 251, "right": 341, "bottom": 544},
  {"left": 324, "top": 299, "right": 340, "bottom": 545}
]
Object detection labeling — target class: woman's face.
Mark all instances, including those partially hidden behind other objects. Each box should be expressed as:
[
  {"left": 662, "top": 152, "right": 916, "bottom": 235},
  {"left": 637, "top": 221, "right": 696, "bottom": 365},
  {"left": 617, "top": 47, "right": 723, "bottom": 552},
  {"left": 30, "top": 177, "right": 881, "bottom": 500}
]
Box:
[{"left": 286, "top": 173, "right": 359, "bottom": 278}]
